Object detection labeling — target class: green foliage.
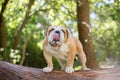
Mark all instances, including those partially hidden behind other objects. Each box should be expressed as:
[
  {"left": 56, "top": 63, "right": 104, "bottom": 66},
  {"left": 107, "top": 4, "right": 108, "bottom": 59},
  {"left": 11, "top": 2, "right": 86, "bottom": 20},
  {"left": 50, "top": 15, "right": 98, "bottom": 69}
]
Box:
[
  {"left": 90, "top": 0, "right": 120, "bottom": 62},
  {"left": 0, "top": 0, "right": 120, "bottom": 68},
  {"left": 24, "top": 40, "right": 45, "bottom": 68},
  {"left": 1, "top": 0, "right": 79, "bottom": 68}
]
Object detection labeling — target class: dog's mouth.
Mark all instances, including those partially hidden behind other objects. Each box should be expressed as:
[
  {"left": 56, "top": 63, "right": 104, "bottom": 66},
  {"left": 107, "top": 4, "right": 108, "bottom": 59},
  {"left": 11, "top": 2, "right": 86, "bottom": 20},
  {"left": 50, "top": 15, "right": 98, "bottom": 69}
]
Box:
[
  {"left": 53, "top": 33, "right": 60, "bottom": 41},
  {"left": 49, "top": 33, "right": 61, "bottom": 46}
]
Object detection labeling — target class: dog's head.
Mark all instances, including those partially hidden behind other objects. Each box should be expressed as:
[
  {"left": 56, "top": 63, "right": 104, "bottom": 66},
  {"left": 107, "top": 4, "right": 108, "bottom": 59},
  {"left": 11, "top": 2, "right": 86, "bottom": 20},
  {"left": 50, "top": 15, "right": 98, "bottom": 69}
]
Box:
[{"left": 45, "top": 26, "right": 69, "bottom": 46}]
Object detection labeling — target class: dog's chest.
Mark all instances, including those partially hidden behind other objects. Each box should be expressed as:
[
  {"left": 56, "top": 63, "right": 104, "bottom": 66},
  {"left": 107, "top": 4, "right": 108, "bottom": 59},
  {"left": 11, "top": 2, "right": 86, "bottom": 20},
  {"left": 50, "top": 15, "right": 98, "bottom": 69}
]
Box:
[{"left": 45, "top": 44, "right": 69, "bottom": 59}]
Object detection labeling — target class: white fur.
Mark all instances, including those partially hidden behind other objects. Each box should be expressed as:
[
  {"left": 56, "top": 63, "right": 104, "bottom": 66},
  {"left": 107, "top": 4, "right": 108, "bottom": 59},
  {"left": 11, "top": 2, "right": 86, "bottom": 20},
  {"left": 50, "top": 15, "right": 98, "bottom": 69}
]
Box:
[
  {"left": 43, "top": 67, "right": 53, "bottom": 72},
  {"left": 65, "top": 67, "right": 74, "bottom": 73},
  {"left": 45, "top": 43, "right": 69, "bottom": 60},
  {"left": 48, "top": 27, "right": 65, "bottom": 44}
]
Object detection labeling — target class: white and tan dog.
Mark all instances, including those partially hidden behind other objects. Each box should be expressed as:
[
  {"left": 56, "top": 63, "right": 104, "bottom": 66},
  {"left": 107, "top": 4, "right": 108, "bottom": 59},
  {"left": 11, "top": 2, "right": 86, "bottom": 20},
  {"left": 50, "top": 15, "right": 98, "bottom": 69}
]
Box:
[{"left": 43, "top": 26, "right": 88, "bottom": 73}]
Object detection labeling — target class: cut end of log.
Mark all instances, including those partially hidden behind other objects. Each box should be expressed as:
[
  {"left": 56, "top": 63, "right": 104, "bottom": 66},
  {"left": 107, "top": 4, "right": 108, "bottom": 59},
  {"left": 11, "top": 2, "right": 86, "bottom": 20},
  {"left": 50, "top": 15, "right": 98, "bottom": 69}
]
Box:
[{"left": 0, "top": 61, "right": 120, "bottom": 80}]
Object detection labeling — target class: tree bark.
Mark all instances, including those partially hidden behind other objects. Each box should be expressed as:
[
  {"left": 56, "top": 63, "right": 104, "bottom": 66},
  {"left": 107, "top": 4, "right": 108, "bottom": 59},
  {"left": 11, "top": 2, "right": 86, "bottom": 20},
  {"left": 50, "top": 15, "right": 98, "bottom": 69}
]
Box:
[
  {"left": 12, "top": 0, "right": 35, "bottom": 49},
  {"left": 0, "top": 18, "right": 7, "bottom": 48},
  {"left": 76, "top": 0, "right": 99, "bottom": 69},
  {"left": 0, "top": 61, "right": 120, "bottom": 80},
  {"left": 0, "top": 0, "right": 9, "bottom": 60}
]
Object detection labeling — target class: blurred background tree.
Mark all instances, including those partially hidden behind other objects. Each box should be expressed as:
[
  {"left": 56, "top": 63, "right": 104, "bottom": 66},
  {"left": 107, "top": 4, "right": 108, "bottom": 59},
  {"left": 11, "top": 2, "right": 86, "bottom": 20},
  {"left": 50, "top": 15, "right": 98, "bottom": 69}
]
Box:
[
  {"left": 90, "top": 0, "right": 120, "bottom": 67},
  {"left": 0, "top": 0, "right": 120, "bottom": 69}
]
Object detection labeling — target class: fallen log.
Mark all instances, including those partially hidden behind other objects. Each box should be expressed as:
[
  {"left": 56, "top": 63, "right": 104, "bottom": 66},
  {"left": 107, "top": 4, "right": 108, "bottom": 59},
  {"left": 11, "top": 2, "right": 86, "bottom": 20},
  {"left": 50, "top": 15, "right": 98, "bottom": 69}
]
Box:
[{"left": 0, "top": 61, "right": 120, "bottom": 80}]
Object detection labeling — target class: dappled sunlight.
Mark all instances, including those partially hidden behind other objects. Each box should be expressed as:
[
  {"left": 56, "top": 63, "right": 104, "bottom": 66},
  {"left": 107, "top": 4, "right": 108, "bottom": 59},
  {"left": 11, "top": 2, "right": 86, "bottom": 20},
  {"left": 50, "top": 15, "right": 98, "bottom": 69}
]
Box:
[
  {"left": 0, "top": 48, "right": 4, "bottom": 52},
  {"left": 0, "top": 0, "right": 120, "bottom": 73},
  {"left": 10, "top": 49, "right": 21, "bottom": 64},
  {"left": 74, "top": 66, "right": 82, "bottom": 71},
  {"left": 37, "top": 41, "right": 43, "bottom": 49}
]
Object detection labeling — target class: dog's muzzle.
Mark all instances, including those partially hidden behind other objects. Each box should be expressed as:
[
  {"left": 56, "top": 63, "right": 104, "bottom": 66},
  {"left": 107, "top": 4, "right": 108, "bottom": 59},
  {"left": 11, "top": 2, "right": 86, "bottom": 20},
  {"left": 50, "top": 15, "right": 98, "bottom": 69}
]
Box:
[
  {"left": 53, "top": 31, "right": 60, "bottom": 41},
  {"left": 49, "top": 30, "right": 61, "bottom": 46}
]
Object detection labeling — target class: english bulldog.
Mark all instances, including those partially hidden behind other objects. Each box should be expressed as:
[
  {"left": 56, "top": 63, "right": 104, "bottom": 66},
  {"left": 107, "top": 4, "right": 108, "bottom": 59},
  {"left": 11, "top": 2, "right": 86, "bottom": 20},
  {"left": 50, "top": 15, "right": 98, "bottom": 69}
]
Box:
[{"left": 43, "top": 26, "right": 88, "bottom": 73}]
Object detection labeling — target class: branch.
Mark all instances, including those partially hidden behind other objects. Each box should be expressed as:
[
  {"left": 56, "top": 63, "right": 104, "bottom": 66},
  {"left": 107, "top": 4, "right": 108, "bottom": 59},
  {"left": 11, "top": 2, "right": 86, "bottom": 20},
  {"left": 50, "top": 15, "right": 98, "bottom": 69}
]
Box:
[
  {"left": 30, "top": 0, "right": 51, "bottom": 16},
  {"left": 60, "top": 5, "right": 75, "bottom": 18},
  {"left": 12, "top": 0, "right": 35, "bottom": 49},
  {"left": 20, "top": 31, "right": 35, "bottom": 65},
  {"left": 30, "top": 8, "right": 51, "bottom": 16},
  {"left": 0, "top": 0, "right": 9, "bottom": 17},
  {"left": 0, "top": 61, "right": 120, "bottom": 80},
  {"left": 19, "top": 0, "right": 35, "bottom": 31}
]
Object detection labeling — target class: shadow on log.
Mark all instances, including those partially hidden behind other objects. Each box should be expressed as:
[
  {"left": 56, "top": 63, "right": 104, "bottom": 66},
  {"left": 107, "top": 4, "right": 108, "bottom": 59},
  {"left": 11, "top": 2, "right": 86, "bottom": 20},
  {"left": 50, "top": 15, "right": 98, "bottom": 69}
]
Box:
[{"left": 0, "top": 61, "right": 120, "bottom": 80}]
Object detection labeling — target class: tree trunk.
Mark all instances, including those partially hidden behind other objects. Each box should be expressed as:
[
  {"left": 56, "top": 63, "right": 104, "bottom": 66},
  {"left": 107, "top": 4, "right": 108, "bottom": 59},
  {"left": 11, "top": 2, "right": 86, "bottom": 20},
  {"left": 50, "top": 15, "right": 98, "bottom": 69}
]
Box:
[
  {"left": 0, "top": 0, "right": 9, "bottom": 61},
  {"left": 0, "top": 61, "right": 120, "bottom": 80},
  {"left": 76, "top": 0, "right": 99, "bottom": 69},
  {"left": 0, "top": 17, "right": 6, "bottom": 49}
]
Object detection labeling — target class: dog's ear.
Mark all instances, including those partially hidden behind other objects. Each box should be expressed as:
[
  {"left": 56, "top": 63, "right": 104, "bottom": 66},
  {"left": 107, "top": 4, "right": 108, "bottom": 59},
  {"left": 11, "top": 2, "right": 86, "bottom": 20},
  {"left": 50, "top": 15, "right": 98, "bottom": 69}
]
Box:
[
  {"left": 65, "top": 28, "right": 69, "bottom": 41},
  {"left": 66, "top": 29, "right": 69, "bottom": 39}
]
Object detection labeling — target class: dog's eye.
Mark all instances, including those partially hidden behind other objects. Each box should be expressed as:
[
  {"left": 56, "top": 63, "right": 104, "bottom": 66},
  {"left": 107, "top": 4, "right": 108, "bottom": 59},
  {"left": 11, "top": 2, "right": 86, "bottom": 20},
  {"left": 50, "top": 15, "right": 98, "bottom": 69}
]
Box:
[
  {"left": 50, "top": 28, "right": 54, "bottom": 32},
  {"left": 61, "top": 29, "right": 65, "bottom": 33}
]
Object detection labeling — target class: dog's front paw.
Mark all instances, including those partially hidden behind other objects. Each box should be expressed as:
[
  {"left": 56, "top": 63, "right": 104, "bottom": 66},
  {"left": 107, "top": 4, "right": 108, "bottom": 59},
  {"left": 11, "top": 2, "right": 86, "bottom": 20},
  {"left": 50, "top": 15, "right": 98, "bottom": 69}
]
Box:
[
  {"left": 65, "top": 67, "right": 74, "bottom": 73},
  {"left": 43, "top": 67, "right": 53, "bottom": 73}
]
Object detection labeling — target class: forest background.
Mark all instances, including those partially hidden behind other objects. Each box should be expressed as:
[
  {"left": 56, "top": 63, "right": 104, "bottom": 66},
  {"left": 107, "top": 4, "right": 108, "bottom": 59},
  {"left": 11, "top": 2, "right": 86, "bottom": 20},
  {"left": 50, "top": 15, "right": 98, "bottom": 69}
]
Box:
[{"left": 0, "top": 0, "right": 120, "bottom": 69}]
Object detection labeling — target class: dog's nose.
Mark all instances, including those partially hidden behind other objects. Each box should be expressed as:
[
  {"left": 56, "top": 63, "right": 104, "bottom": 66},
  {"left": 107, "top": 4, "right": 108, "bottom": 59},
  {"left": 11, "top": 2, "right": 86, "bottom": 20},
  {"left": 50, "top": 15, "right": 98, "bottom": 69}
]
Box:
[{"left": 55, "top": 30, "right": 60, "bottom": 34}]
